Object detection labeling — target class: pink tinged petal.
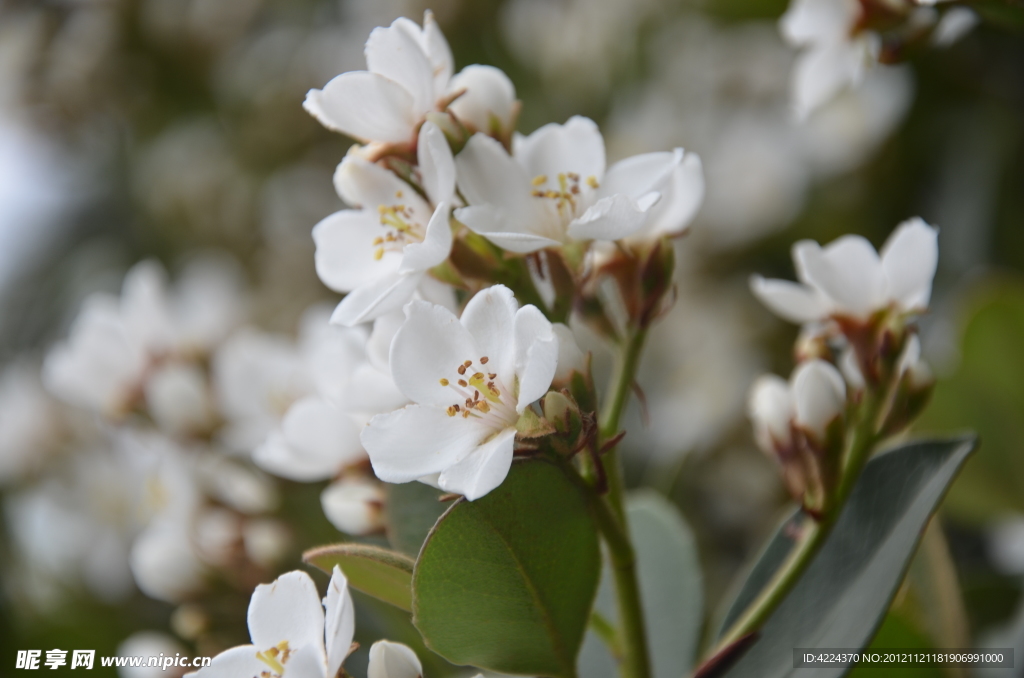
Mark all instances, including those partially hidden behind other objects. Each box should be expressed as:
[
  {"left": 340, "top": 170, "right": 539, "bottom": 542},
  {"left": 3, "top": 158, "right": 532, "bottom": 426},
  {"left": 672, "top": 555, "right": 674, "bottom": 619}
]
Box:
[
  {"left": 802, "top": 235, "right": 887, "bottom": 316},
  {"left": 333, "top": 158, "right": 431, "bottom": 220},
  {"left": 388, "top": 300, "right": 478, "bottom": 407},
  {"left": 368, "top": 640, "right": 424, "bottom": 678},
  {"left": 512, "top": 305, "right": 558, "bottom": 412},
  {"left": 304, "top": 72, "right": 415, "bottom": 143},
  {"left": 362, "top": 404, "right": 492, "bottom": 483},
  {"left": 642, "top": 151, "right": 705, "bottom": 237},
  {"left": 513, "top": 115, "right": 606, "bottom": 182},
  {"left": 330, "top": 272, "right": 424, "bottom": 327},
  {"left": 456, "top": 133, "right": 534, "bottom": 214},
  {"left": 247, "top": 570, "right": 326, "bottom": 657},
  {"left": 454, "top": 205, "right": 561, "bottom": 254},
  {"left": 417, "top": 122, "right": 455, "bottom": 205},
  {"left": 460, "top": 284, "right": 519, "bottom": 388},
  {"left": 448, "top": 65, "right": 517, "bottom": 131},
  {"left": 313, "top": 210, "right": 401, "bottom": 293},
  {"left": 190, "top": 644, "right": 265, "bottom": 678},
  {"left": 366, "top": 18, "right": 435, "bottom": 115},
  {"left": 422, "top": 10, "right": 453, "bottom": 93},
  {"left": 791, "top": 359, "right": 846, "bottom": 438},
  {"left": 401, "top": 201, "right": 452, "bottom": 274},
  {"left": 750, "top": 275, "right": 831, "bottom": 323},
  {"left": 324, "top": 566, "right": 356, "bottom": 678},
  {"left": 437, "top": 426, "right": 516, "bottom": 501},
  {"left": 567, "top": 194, "right": 652, "bottom": 242},
  {"left": 880, "top": 217, "right": 938, "bottom": 311}
]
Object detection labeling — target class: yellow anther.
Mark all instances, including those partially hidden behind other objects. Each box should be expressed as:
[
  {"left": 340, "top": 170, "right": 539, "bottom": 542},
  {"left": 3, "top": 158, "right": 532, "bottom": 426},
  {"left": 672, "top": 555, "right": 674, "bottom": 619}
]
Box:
[
  {"left": 256, "top": 642, "right": 290, "bottom": 675},
  {"left": 476, "top": 401, "right": 491, "bottom": 413},
  {"left": 447, "top": 406, "right": 457, "bottom": 417},
  {"left": 395, "top": 190, "right": 403, "bottom": 197},
  {"left": 378, "top": 204, "right": 388, "bottom": 214},
  {"left": 532, "top": 175, "right": 548, "bottom": 186},
  {"left": 374, "top": 248, "right": 385, "bottom": 261},
  {"left": 458, "top": 379, "right": 468, "bottom": 387},
  {"left": 480, "top": 356, "right": 489, "bottom": 364},
  {"left": 586, "top": 175, "right": 599, "bottom": 189},
  {"left": 439, "top": 378, "right": 449, "bottom": 386},
  {"left": 372, "top": 236, "right": 384, "bottom": 246}
]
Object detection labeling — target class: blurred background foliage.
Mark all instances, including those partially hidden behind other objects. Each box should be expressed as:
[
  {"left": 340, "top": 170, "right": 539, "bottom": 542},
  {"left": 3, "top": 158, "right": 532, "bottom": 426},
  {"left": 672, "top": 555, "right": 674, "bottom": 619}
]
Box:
[{"left": 1, "top": 0, "right": 1024, "bottom": 674}]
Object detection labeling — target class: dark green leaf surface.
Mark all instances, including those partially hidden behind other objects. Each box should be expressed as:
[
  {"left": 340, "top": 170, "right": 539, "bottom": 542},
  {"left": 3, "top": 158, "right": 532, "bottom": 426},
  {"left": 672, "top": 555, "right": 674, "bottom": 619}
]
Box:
[
  {"left": 304, "top": 543, "right": 414, "bottom": 612},
  {"left": 412, "top": 460, "right": 601, "bottom": 678},
  {"left": 384, "top": 481, "right": 450, "bottom": 556},
  {"left": 717, "top": 436, "right": 976, "bottom": 678}
]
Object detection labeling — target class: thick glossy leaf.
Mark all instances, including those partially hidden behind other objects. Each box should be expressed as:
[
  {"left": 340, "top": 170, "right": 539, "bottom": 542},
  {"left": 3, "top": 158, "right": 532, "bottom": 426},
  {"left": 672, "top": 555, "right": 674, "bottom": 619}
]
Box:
[
  {"left": 412, "top": 459, "right": 601, "bottom": 678},
  {"left": 384, "top": 481, "right": 449, "bottom": 556},
  {"left": 304, "top": 543, "right": 414, "bottom": 612},
  {"left": 716, "top": 436, "right": 976, "bottom": 678},
  {"left": 579, "top": 491, "right": 703, "bottom": 678}
]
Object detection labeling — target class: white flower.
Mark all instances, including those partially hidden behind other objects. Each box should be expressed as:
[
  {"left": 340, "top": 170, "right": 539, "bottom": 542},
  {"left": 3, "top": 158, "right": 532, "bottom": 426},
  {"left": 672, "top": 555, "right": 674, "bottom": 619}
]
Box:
[
  {"left": 362, "top": 285, "right": 558, "bottom": 500},
  {"left": 0, "top": 362, "right": 60, "bottom": 484},
  {"left": 320, "top": 476, "right": 385, "bottom": 535},
  {"left": 751, "top": 217, "right": 938, "bottom": 323},
  {"left": 314, "top": 121, "right": 455, "bottom": 326},
  {"left": 190, "top": 567, "right": 354, "bottom": 678},
  {"left": 780, "top": 0, "right": 881, "bottom": 119},
  {"left": 552, "top": 323, "right": 586, "bottom": 386},
  {"left": 303, "top": 12, "right": 455, "bottom": 146},
  {"left": 749, "top": 359, "right": 846, "bottom": 453},
  {"left": 454, "top": 116, "right": 701, "bottom": 253},
  {"left": 367, "top": 640, "right": 424, "bottom": 678},
  {"left": 447, "top": 65, "right": 518, "bottom": 134},
  {"left": 896, "top": 334, "right": 933, "bottom": 388},
  {"left": 118, "top": 632, "right": 187, "bottom": 678}
]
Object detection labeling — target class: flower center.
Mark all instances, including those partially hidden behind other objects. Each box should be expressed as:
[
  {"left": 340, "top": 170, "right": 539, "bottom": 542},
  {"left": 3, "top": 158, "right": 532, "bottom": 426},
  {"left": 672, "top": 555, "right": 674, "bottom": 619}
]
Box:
[
  {"left": 255, "top": 641, "right": 292, "bottom": 677},
  {"left": 439, "top": 356, "right": 517, "bottom": 426},
  {"left": 372, "top": 194, "right": 425, "bottom": 260}
]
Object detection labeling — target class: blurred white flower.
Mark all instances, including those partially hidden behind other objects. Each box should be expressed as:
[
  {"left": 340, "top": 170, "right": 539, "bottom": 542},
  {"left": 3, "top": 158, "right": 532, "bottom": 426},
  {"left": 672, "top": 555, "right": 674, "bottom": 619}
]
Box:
[
  {"left": 931, "top": 7, "right": 979, "bottom": 47},
  {"left": 0, "top": 362, "right": 61, "bottom": 484},
  {"left": 751, "top": 217, "right": 939, "bottom": 323},
  {"left": 455, "top": 116, "right": 700, "bottom": 252},
  {"left": 448, "top": 65, "right": 518, "bottom": 135},
  {"left": 749, "top": 358, "right": 846, "bottom": 453},
  {"left": 320, "top": 475, "right": 385, "bottom": 536},
  {"left": 779, "top": 0, "right": 880, "bottom": 119},
  {"left": 314, "top": 121, "right": 455, "bottom": 326},
  {"left": 363, "top": 285, "right": 558, "bottom": 500},
  {"left": 190, "top": 568, "right": 354, "bottom": 678},
  {"left": 118, "top": 631, "right": 188, "bottom": 678}
]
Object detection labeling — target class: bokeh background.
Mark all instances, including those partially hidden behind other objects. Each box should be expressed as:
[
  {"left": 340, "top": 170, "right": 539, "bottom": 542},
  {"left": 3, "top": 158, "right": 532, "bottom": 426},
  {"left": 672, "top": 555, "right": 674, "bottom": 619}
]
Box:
[{"left": 1, "top": 0, "right": 1023, "bottom": 675}]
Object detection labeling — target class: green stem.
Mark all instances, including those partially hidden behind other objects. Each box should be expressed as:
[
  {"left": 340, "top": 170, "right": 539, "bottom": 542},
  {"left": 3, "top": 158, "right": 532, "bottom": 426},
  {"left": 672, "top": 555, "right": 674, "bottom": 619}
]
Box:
[
  {"left": 712, "top": 387, "right": 885, "bottom": 653},
  {"left": 596, "top": 327, "right": 652, "bottom": 678}
]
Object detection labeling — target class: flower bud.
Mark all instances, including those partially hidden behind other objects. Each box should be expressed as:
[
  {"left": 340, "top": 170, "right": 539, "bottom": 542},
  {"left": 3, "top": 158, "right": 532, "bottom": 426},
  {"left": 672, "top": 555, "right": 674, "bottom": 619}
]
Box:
[
  {"left": 792, "top": 359, "right": 846, "bottom": 443},
  {"left": 748, "top": 374, "right": 795, "bottom": 456},
  {"left": 320, "top": 476, "right": 385, "bottom": 536},
  {"left": 368, "top": 640, "right": 423, "bottom": 678},
  {"left": 448, "top": 65, "right": 518, "bottom": 137},
  {"left": 552, "top": 323, "right": 586, "bottom": 387}
]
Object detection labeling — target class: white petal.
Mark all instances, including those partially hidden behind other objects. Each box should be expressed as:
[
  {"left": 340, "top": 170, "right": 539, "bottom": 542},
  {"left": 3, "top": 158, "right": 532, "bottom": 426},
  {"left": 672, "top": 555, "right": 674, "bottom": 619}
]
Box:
[
  {"left": 513, "top": 305, "right": 557, "bottom": 412},
  {"left": 513, "top": 116, "right": 606, "bottom": 182},
  {"left": 454, "top": 204, "right": 561, "bottom": 254},
  {"left": 254, "top": 398, "right": 363, "bottom": 481},
  {"left": 791, "top": 43, "right": 860, "bottom": 121},
  {"left": 304, "top": 72, "right": 415, "bottom": 143},
  {"left": 567, "top": 194, "right": 651, "bottom": 242},
  {"left": 321, "top": 478, "right": 385, "bottom": 535},
  {"left": 791, "top": 359, "right": 846, "bottom": 438},
  {"left": 313, "top": 209, "right": 401, "bottom": 293},
  {"left": 552, "top": 323, "right": 586, "bottom": 384},
  {"left": 602, "top": 150, "right": 679, "bottom": 200},
  {"left": 330, "top": 272, "right": 424, "bottom": 327},
  {"left": 801, "top": 235, "right": 887, "bottom": 316},
  {"left": 400, "top": 201, "right": 452, "bottom": 273},
  {"left": 642, "top": 151, "right": 705, "bottom": 238},
  {"left": 334, "top": 157, "right": 430, "bottom": 220},
  {"left": 456, "top": 133, "right": 534, "bottom": 214},
  {"left": 461, "top": 285, "right": 520, "bottom": 388},
  {"left": 880, "top": 217, "right": 938, "bottom": 311},
  {"left": 362, "top": 404, "right": 492, "bottom": 483},
  {"left": 368, "top": 640, "right": 424, "bottom": 678},
  {"left": 247, "top": 570, "right": 326, "bottom": 657},
  {"left": 190, "top": 645, "right": 264, "bottom": 678},
  {"left": 389, "top": 299, "right": 478, "bottom": 407},
  {"left": 417, "top": 121, "right": 456, "bottom": 205},
  {"left": 422, "top": 10, "right": 454, "bottom": 94},
  {"left": 366, "top": 18, "right": 436, "bottom": 115},
  {"left": 437, "top": 427, "right": 516, "bottom": 501},
  {"left": 748, "top": 374, "right": 795, "bottom": 452},
  {"left": 780, "top": 0, "right": 857, "bottom": 46},
  {"left": 333, "top": 364, "right": 408, "bottom": 417},
  {"left": 750, "top": 275, "right": 831, "bottom": 323},
  {"left": 448, "top": 65, "right": 517, "bottom": 132},
  {"left": 324, "top": 565, "right": 356, "bottom": 678}
]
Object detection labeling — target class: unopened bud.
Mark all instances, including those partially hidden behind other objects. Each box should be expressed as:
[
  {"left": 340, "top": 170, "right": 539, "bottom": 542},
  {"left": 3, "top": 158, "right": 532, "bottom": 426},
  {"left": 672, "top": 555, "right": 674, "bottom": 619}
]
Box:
[{"left": 792, "top": 359, "right": 846, "bottom": 444}]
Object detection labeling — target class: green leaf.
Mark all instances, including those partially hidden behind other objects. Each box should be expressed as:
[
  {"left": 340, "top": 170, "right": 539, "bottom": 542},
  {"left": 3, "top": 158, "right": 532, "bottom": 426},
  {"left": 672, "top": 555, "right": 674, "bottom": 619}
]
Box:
[
  {"left": 304, "top": 543, "right": 414, "bottom": 612},
  {"left": 384, "top": 481, "right": 449, "bottom": 557},
  {"left": 715, "top": 436, "right": 976, "bottom": 678},
  {"left": 412, "top": 459, "right": 601, "bottom": 678},
  {"left": 579, "top": 491, "right": 704, "bottom": 678}
]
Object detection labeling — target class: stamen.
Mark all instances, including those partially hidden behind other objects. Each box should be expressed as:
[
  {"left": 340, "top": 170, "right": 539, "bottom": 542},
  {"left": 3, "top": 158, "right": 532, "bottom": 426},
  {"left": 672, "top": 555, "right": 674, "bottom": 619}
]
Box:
[
  {"left": 439, "top": 378, "right": 449, "bottom": 386},
  {"left": 532, "top": 175, "right": 548, "bottom": 186},
  {"left": 457, "top": 365, "right": 467, "bottom": 375},
  {"left": 586, "top": 175, "right": 599, "bottom": 189},
  {"left": 458, "top": 379, "right": 468, "bottom": 387},
  {"left": 480, "top": 356, "right": 489, "bottom": 364}
]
